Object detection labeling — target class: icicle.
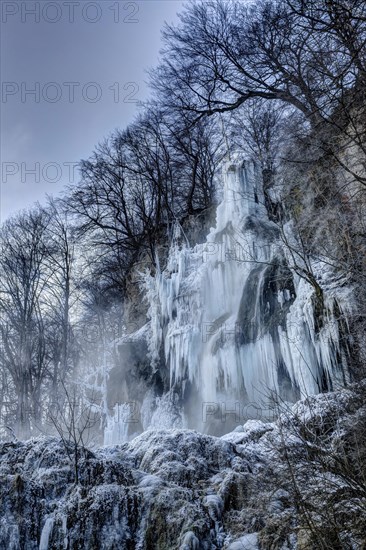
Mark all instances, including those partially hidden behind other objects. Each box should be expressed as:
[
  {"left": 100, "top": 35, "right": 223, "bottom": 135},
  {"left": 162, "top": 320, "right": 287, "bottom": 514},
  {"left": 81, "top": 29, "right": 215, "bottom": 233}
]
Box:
[
  {"left": 104, "top": 403, "right": 136, "bottom": 445},
  {"left": 126, "top": 158, "right": 351, "bottom": 434}
]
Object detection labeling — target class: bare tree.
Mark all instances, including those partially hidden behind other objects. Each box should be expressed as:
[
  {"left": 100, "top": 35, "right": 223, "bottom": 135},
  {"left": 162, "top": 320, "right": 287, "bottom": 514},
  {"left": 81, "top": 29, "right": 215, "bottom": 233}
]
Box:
[
  {"left": 42, "top": 199, "right": 80, "bottom": 408},
  {"left": 151, "top": 1, "right": 331, "bottom": 121},
  {"left": 0, "top": 209, "right": 51, "bottom": 438},
  {"left": 66, "top": 109, "right": 222, "bottom": 294},
  {"left": 48, "top": 381, "right": 97, "bottom": 484},
  {"left": 269, "top": 385, "right": 366, "bottom": 548}
]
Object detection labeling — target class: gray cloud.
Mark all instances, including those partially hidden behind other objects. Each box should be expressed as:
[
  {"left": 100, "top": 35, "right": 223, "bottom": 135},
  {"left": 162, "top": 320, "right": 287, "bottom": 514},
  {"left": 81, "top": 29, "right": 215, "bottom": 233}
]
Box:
[{"left": 0, "top": 0, "right": 184, "bottom": 221}]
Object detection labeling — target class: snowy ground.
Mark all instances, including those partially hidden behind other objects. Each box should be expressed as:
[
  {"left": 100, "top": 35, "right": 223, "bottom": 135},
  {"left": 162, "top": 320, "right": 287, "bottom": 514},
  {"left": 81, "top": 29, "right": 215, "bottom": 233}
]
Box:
[{"left": 1, "top": 384, "right": 366, "bottom": 549}]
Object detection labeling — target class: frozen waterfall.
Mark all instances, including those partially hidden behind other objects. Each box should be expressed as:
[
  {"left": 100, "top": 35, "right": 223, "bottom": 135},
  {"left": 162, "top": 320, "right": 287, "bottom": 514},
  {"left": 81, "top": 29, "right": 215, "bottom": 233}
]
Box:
[{"left": 105, "top": 159, "right": 351, "bottom": 441}]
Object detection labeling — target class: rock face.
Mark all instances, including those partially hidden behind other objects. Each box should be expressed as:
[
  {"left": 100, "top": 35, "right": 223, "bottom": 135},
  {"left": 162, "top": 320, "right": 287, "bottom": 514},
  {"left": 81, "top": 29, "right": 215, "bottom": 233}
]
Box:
[{"left": 1, "top": 385, "right": 365, "bottom": 549}]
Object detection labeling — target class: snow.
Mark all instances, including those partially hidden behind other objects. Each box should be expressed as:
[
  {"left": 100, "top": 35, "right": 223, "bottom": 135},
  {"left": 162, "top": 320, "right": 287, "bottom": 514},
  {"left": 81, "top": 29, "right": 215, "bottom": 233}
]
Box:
[
  {"left": 138, "top": 474, "right": 164, "bottom": 488},
  {"left": 39, "top": 517, "right": 54, "bottom": 550},
  {"left": 203, "top": 494, "right": 224, "bottom": 520},
  {"left": 221, "top": 419, "right": 272, "bottom": 445},
  {"left": 180, "top": 531, "right": 200, "bottom": 549},
  {"left": 0, "top": 386, "right": 365, "bottom": 548},
  {"left": 227, "top": 533, "right": 259, "bottom": 550}
]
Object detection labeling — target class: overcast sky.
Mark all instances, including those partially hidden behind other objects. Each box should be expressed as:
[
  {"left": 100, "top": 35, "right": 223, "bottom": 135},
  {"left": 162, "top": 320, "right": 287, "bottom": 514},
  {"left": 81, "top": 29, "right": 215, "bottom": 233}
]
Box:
[{"left": 0, "top": 0, "right": 184, "bottom": 222}]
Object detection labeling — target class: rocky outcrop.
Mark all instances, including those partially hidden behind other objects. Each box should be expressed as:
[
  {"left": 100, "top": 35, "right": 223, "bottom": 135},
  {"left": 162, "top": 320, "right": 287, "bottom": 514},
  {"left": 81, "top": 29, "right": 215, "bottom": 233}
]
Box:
[{"left": 1, "top": 384, "right": 365, "bottom": 549}]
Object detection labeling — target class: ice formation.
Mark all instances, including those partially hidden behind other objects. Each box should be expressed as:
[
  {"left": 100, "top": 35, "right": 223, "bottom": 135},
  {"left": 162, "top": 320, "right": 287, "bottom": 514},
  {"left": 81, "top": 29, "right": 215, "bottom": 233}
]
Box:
[
  {"left": 104, "top": 403, "right": 136, "bottom": 446},
  {"left": 106, "top": 159, "right": 351, "bottom": 440},
  {"left": 2, "top": 386, "right": 365, "bottom": 549}
]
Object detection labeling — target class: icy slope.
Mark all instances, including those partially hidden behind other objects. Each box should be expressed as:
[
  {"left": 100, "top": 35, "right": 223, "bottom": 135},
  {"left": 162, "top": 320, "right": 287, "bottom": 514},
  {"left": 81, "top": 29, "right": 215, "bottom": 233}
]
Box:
[{"left": 1, "top": 385, "right": 365, "bottom": 549}]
